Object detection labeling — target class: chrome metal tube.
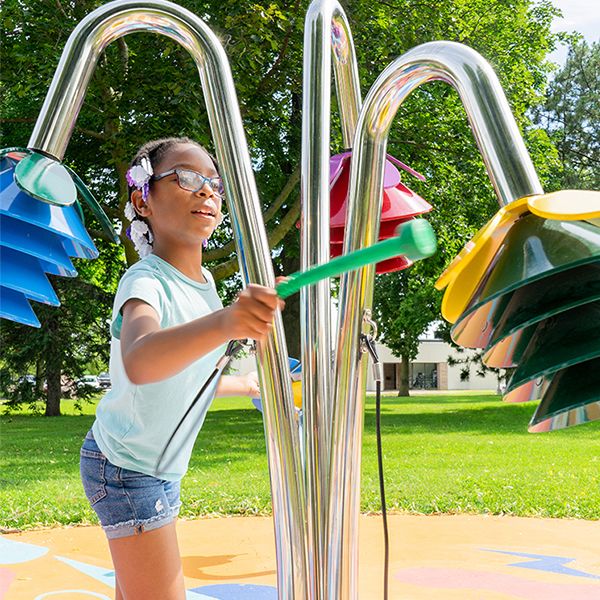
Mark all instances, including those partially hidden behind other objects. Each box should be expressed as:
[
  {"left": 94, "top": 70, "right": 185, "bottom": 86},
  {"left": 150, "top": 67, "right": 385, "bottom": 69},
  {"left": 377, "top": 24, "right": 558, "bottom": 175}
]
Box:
[
  {"left": 28, "top": 2, "right": 306, "bottom": 596},
  {"left": 327, "top": 141, "right": 382, "bottom": 600},
  {"left": 301, "top": 2, "right": 361, "bottom": 597},
  {"left": 329, "top": 41, "right": 544, "bottom": 598}
]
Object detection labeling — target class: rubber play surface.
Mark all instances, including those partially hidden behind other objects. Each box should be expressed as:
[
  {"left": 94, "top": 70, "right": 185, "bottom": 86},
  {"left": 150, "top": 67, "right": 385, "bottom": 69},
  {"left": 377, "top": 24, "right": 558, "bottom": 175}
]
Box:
[{"left": 2, "top": 513, "right": 599, "bottom": 599}]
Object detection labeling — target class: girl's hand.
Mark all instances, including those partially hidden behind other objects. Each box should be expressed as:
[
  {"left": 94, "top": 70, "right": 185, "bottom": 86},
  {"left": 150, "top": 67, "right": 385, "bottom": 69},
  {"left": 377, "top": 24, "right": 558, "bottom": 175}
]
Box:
[
  {"left": 225, "top": 284, "right": 284, "bottom": 342},
  {"left": 244, "top": 371, "right": 260, "bottom": 397}
]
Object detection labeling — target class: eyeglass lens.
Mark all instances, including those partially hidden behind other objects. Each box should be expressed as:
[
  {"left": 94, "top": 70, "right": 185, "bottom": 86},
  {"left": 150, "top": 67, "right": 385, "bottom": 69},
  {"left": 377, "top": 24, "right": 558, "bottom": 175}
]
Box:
[{"left": 177, "top": 169, "right": 223, "bottom": 195}]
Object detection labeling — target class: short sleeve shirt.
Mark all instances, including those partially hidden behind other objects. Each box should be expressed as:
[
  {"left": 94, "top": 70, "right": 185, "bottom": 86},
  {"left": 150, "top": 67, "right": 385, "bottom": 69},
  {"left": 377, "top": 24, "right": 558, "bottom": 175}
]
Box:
[{"left": 92, "top": 254, "right": 225, "bottom": 481}]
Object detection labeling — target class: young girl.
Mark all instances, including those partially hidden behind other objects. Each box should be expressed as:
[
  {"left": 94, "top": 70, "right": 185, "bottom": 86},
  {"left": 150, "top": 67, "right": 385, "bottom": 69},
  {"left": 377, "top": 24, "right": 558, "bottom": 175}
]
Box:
[{"left": 80, "top": 137, "right": 282, "bottom": 599}]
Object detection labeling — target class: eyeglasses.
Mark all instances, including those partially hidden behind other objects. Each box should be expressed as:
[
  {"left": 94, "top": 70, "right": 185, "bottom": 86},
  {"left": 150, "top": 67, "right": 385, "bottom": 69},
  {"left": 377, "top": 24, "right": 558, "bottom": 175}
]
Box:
[{"left": 152, "top": 168, "right": 224, "bottom": 197}]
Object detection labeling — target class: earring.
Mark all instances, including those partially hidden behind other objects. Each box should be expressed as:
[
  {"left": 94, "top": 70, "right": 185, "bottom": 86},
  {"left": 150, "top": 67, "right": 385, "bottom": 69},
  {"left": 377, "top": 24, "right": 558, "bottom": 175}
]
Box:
[{"left": 202, "top": 239, "right": 208, "bottom": 249}]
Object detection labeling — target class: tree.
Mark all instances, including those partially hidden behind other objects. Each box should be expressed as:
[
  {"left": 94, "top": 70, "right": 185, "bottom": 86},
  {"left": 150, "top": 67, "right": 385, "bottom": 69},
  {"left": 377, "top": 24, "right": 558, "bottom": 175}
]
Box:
[
  {"left": 373, "top": 267, "right": 441, "bottom": 396},
  {"left": 1, "top": 0, "right": 308, "bottom": 411},
  {"left": 438, "top": 38, "right": 600, "bottom": 394},
  {"left": 0, "top": 243, "right": 121, "bottom": 416},
  {"left": 435, "top": 321, "right": 508, "bottom": 394},
  {"left": 363, "top": 0, "right": 560, "bottom": 394},
  {"left": 535, "top": 39, "right": 600, "bottom": 190}
]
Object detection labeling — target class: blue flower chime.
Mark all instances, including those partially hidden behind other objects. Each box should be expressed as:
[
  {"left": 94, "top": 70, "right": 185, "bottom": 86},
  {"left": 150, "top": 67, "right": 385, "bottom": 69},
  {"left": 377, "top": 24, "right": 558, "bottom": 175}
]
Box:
[{"left": 0, "top": 148, "right": 118, "bottom": 327}]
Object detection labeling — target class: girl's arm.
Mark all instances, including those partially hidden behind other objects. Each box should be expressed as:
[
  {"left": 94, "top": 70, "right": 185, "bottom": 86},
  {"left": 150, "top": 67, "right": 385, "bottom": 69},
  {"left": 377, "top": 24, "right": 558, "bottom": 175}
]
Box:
[
  {"left": 120, "top": 285, "right": 283, "bottom": 385},
  {"left": 216, "top": 372, "right": 260, "bottom": 397}
]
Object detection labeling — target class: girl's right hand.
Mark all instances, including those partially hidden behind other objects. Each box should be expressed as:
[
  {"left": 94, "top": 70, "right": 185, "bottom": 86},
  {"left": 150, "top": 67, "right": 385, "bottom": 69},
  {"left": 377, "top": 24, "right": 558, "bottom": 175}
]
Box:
[{"left": 225, "top": 284, "right": 284, "bottom": 342}]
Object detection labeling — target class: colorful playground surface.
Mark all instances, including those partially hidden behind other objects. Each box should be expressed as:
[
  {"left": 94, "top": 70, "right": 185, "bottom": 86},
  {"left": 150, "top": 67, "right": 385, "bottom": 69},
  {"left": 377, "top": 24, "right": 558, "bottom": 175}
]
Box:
[{"left": 2, "top": 513, "right": 599, "bottom": 599}]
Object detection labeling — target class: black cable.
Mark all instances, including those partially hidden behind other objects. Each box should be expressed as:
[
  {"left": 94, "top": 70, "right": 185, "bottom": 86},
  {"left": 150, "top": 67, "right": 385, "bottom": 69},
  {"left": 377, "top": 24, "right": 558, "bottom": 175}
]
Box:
[
  {"left": 362, "top": 333, "right": 389, "bottom": 600},
  {"left": 375, "top": 378, "right": 389, "bottom": 600},
  {"left": 155, "top": 339, "right": 244, "bottom": 475}
]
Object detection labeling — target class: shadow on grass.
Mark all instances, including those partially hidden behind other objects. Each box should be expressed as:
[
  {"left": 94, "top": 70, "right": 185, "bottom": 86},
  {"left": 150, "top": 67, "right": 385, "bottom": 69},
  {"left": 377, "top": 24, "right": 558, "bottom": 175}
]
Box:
[
  {"left": 0, "top": 410, "right": 269, "bottom": 483},
  {"left": 188, "top": 409, "right": 268, "bottom": 468}
]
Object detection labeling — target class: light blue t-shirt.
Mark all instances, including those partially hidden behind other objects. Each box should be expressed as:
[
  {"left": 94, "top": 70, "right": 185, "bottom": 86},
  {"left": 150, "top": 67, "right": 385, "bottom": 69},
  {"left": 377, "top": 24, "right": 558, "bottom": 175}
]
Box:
[{"left": 92, "top": 254, "right": 225, "bottom": 481}]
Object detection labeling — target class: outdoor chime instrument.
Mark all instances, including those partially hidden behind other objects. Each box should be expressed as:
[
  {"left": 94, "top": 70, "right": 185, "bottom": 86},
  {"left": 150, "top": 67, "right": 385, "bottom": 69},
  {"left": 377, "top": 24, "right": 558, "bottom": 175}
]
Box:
[{"left": 1, "top": 1, "right": 599, "bottom": 599}]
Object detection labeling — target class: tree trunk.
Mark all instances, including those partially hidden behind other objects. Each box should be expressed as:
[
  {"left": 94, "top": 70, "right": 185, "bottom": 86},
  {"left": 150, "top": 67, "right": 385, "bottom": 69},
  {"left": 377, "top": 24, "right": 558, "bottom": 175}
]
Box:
[
  {"left": 44, "top": 314, "right": 62, "bottom": 416},
  {"left": 34, "top": 359, "right": 43, "bottom": 397},
  {"left": 280, "top": 236, "right": 301, "bottom": 360},
  {"left": 397, "top": 354, "right": 410, "bottom": 397},
  {"left": 45, "top": 368, "right": 62, "bottom": 416}
]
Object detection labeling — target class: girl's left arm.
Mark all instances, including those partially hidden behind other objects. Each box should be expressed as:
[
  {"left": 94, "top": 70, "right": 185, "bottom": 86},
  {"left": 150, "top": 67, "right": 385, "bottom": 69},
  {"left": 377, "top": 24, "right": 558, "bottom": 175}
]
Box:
[{"left": 216, "top": 372, "right": 260, "bottom": 398}]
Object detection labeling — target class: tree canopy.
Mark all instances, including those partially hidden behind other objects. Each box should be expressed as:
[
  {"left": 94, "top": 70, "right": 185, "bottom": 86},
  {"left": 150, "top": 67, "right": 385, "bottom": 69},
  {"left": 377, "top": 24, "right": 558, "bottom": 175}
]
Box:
[
  {"left": 535, "top": 39, "right": 600, "bottom": 191},
  {"left": 1, "top": 0, "right": 567, "bottom": 410},
  {"left": 365, "top": 0, "right": 561, "bottom": 394}
]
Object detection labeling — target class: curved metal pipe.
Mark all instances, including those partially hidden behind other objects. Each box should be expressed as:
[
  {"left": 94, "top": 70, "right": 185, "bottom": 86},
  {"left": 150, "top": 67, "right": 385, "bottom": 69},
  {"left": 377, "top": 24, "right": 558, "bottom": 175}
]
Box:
[
  {"left": 29, "top": 1, "right": 306, "bottom": 596},
  {"left": 301, "top": 1, "right": 361, "bottom": 597},
  {"left": 328, "top": 41, "right": 544, "bottom": 598}
]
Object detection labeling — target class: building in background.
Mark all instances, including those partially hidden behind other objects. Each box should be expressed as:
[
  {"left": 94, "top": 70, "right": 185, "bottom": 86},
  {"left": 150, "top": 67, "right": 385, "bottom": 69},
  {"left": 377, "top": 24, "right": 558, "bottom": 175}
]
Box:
[{"left": 366, "top": 339, "right": 500, "bottom": 392}]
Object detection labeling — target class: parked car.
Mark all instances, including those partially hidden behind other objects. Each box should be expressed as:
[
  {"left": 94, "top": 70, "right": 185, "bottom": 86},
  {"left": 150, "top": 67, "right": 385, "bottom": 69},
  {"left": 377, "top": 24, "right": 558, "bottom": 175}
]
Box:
[
  {"left": 9, "top": 374, "right": 36, "bottom": 393},
  {"left": 77, "top": 375, "right": 101, "bottom": 391},
  {"left": 97, "top": 372, "right": 111, "bottom": 389}
]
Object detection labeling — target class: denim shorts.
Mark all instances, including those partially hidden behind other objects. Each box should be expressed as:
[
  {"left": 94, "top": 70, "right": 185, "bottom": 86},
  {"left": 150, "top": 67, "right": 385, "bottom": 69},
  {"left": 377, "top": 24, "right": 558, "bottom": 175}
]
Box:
[{"left": 80, "top": 430, "right": 181, "bottom": 539}]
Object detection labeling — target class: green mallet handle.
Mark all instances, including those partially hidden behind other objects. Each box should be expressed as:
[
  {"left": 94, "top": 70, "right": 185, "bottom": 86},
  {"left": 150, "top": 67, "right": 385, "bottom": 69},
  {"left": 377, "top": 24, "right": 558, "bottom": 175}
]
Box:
[{"left": 276, "top": 219, "right": 437, "bottom": 299}]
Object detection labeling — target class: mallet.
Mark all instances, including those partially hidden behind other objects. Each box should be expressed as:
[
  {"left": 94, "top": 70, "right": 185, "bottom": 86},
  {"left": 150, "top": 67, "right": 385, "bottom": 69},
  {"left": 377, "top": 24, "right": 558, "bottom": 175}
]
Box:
[{"left": 275, "top": 219, "right": 437, "bottom": 299}]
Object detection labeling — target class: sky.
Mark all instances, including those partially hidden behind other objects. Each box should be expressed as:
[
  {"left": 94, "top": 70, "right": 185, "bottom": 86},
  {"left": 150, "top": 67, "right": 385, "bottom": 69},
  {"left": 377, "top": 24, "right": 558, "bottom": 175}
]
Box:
[{"left": 549, "top": 0, "right": 600, "bottom": 64}]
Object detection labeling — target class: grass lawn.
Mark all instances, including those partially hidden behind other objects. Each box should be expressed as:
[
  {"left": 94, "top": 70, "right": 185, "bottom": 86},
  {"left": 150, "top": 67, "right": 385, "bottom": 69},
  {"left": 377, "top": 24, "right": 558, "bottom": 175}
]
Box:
[{"left": 1, "top": 392, "right": 599, "bottom": 531}]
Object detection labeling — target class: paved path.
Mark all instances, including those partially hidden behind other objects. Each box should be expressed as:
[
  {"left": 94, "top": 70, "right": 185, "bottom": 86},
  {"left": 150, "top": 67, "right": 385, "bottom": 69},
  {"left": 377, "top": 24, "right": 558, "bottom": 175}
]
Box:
[{"left": 2, "top": 514, "right": 599, "bottom": 599}]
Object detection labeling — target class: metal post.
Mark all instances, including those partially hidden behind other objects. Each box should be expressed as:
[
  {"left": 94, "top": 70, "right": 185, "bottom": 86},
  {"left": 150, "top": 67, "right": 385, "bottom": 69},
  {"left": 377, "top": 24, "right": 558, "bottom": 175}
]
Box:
[{"left": 301, "top": 2, "right": 361, "bottom": 597}]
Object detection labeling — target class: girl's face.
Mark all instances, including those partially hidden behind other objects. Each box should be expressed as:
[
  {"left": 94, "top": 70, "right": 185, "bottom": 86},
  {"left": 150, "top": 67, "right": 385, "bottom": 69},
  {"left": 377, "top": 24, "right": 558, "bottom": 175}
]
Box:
[{"left": 133, "top": 143, "right": 223, "bottom": 250}]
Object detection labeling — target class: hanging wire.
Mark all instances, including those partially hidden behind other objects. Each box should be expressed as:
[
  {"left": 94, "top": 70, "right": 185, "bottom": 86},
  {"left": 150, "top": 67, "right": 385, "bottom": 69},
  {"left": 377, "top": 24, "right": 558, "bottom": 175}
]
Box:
[
  {"left": 361, "top": 327, "right": 389, "bottom": 600},
  {"left": 155, "top": 339, "right": 249, "bottom": 475}
]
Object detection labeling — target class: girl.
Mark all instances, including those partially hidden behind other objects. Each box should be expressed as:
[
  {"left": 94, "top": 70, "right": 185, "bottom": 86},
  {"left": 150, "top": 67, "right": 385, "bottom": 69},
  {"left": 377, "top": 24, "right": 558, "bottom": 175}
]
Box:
[{"left": 80, "top": 137, "right": 282, "bottom": 599}]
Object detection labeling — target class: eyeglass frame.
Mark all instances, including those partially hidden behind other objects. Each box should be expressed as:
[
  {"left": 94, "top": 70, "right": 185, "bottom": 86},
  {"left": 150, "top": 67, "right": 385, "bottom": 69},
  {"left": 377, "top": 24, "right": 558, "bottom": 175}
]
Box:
[{"left": 151, "top": 168, "right": 224, "bottom": 197}]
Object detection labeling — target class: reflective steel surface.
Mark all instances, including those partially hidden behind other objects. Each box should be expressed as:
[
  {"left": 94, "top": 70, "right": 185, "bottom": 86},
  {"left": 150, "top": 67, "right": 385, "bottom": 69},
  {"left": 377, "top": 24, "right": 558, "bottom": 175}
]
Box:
[
  {"left": 302, "top": 2, "right": 362, "bottom": 597},
  {"left": 452, "top": 261, "right": 600, "bottom": 356},
  {"left": 438, "top": 198, "right": 530, "bottom": 323},
  {"left": 25, "top": 3, "right": 569, "bottom": 596},
  {"left": 506, "top": 301, "right": 600, "bottom": 392},
  {"left": 13, "top": 153, "right": 77, "bottom": 206},
  {"left": 482, "top": 262, "right": 600, "bottom": 367},
  {"left": 453, "top": 217, "right": 600, "bottom": 330},
  {"left": 503, "top": 377, "right": 550, "bottom": 404}
]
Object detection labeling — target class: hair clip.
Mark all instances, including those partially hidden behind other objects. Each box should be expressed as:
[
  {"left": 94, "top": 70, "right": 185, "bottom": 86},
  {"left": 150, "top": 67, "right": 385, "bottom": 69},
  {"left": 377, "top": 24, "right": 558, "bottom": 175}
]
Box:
[{"left": 126, "top": 157, "right": 154, "bottom": 201}]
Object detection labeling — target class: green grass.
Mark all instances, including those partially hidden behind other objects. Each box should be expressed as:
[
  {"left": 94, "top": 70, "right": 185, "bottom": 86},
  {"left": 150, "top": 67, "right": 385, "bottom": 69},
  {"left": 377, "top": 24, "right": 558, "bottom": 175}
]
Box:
[{"left": 1, "top": 393, "right": 599, "bottom": 531}]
